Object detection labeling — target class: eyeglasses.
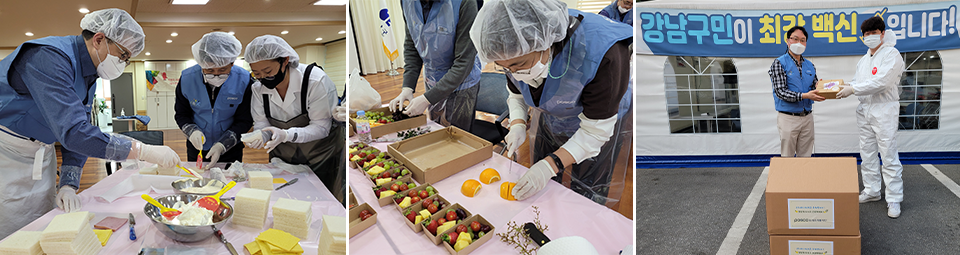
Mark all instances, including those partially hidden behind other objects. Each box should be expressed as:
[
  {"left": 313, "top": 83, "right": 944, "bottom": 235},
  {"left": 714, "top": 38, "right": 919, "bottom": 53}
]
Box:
[
  {"left": 112, "top": 41, "right": 131, "bottom": 66},
  {"left": 788, "top": 37, "right": 807, "bottom": 43}
]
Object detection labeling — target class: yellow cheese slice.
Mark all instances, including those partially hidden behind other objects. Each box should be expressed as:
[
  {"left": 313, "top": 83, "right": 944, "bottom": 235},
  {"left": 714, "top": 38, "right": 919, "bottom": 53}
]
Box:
[
  {"left": 255, "top": 229, "right": 300, "bottom": 251},
  {"left": 273, "top": 178, "right": 287, "bottom": 184},
  {"left": 93, "top": 229, "right": 112, "bottom": 246}
]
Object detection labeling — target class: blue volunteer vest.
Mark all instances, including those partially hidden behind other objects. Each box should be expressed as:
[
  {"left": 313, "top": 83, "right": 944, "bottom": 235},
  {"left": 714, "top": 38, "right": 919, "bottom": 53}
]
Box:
[
  {"left": 402, "top": 0, "right": 481, "bottom": 91},
  {"left": 179, "top": 65, "right": 250, "bottom": 150},
  {"left": 511, "top": 9, "right": 633, "bottom": 135},
  {"left": 0, "top": 36, "right": 94, "bottom": 143},
  {"left": 773, "top": 54, "right": 816, "bottom": 113},
  {"left": 601, "top": 1, "right": 633, "bottom": 26}
]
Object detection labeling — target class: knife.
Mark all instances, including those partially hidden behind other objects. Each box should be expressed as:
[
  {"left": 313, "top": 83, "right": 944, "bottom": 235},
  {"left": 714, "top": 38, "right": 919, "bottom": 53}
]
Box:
[
  {"left": 214, "top": 230, "right": 239, "bottom": 255},
  {"left": 128, "top": 213, "right": 137, "bottom": 241},
  {"left": 275, "top": 178, "right": 299, "bottom": 191}
]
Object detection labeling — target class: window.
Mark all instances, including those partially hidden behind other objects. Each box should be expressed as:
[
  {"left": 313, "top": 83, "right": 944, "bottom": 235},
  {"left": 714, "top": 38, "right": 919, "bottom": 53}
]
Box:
[
  {"left": 663, "top": 56, "right": 741, "bottom": 133},
  {"left": 899, "top": 51, "right": 941, "bottom": 130},
  {"left": 577, "top": 0, "right": 614, "bottom": 14}
]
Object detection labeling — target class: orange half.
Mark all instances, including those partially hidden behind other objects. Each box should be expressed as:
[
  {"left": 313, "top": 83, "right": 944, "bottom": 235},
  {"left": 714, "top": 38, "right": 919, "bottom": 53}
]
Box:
[
  {"left": 461, "top": 179, "right": 482, "bottom": 197},
  {"left": 479, "top": 168, "right": 501, "bottom": 184},
  {"left": 500, "top": 182, "right": 516, "bottom": 201}
]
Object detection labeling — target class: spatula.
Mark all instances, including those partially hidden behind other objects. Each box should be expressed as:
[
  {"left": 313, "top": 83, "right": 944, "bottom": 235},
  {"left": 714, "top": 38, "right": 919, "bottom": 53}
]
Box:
[
  {"left": 141, "top": 194, "right": 181, "bottom": 220},
  {"left": 193, "top": 181, "right": 236, "bottom": 211}
]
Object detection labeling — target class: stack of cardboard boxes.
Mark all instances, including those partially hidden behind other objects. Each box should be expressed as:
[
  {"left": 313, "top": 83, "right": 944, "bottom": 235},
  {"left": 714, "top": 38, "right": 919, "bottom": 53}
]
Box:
[{"left": 766, "top": 157, "right": 861, "bottom": 254}]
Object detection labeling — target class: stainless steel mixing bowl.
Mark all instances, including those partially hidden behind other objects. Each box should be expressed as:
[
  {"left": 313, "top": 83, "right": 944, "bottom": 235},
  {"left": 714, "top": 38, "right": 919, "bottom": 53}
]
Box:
[
  {"left": 171, "top": 178, "right": 226, "bottom": 196},
  {"left": 143, "top": 194, "right": 233, "bottom": 242}
]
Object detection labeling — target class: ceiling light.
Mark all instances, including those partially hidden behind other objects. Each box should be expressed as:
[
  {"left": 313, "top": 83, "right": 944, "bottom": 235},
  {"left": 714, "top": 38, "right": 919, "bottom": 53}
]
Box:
[
  {"left": 316, "top": 37, "right": 322, "bottom": 41},
  {"left": 338, "top": 30, "right": 346, "bottom": 34},
  {"left": 166, "top": 39, "right": 173, "bottom": 43},
  {"left": 79, "top": 8, "right": 89, "bottom": 13},
  {"left": 145, "top": 52, "right": 151, "bottom": 56},
  {"left": 281, "top": 30, "right": 289, "bottom": 35},
  {"left": 171, "top": 32, "right": 178, "bottom": 37},
  {"left": 171, "top": 0, "right": 209, "bottom": 5},
  {"left": 314, "top": 0, "right": 347, "bottom": 5},
  {"left": 228, "top": 31, "right": 235, "bottom": 35},
  {"left": 25, "top": 32, "right": 34, "bottom": 36}
]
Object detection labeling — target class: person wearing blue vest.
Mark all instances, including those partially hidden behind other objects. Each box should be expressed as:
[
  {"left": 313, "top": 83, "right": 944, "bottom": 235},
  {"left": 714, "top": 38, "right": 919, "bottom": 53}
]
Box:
[
  {"left": 767, "top": 26, "right": 825, "bottom": 158},
  {"left": 389, "top": 0, "right": 482, "bottom": 132},
  {"left": 241, "top": 35, "right": 345, "bottom": 203},
  {"left": 471, "top": 0, "right": 633, "bottom": 206},
  {"left": 0, "top": 9, "right": 181, "bottom": 239},
  {"left": 174, "top": 32, "right": 253, "bottom": 169},
  {"left": 598, "top": 0, "right": 633, "bottom": 26}
]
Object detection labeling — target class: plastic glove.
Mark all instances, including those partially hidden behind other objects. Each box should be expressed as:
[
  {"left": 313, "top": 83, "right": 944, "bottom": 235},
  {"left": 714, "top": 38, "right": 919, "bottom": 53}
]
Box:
[
  {"left": 204, "top": 143, "right": 226, "bottom": 170},
  {"left": 188, "top": 130, "right": 205, "bottom": 151},
  {"left": 333, "top": 106, "right": 347, "bottom": 122},
  {"left": 512, "top": 159, "right": 556, "bottom": 201},
  {"left": 837, "top": 86, "right": 855, "bottom": 99},
  {"left": 504, "top": 123, "right": 527, "bottom": 157},
  {"left": 403, "top": 95, "right": 431, "bottom": 116},
  {"left": 389, "top": 87, "right": 415, "bottom": 112},
  {"left": 263, "top": 126, "right": 289, "bottom": 152},
  {"left": 241, "top": 129, "right": 269, "bottom": 149},
  {"left": 56, "top": 186, "right": 81, "bottom": 213},
  {"left": 139, "top": 143, "right": 181, "bottom": 168}
]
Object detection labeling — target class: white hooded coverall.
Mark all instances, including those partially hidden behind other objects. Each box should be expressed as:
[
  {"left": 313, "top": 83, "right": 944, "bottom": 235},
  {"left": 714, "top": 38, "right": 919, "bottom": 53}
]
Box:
[{"left": 850, "top": 30, "right": 905, "bottom": 203}]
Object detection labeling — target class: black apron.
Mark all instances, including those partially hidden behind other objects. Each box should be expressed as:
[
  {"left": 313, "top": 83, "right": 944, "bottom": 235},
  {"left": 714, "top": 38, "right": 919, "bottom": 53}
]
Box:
[{"left": 263, "top": 63, "right": 345, "bottom": 203}]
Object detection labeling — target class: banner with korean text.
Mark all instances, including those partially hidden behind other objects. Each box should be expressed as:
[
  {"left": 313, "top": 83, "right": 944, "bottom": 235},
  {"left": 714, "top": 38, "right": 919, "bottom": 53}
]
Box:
[{"left": 636, "top": 1, "right": 960, "bottom": 57}]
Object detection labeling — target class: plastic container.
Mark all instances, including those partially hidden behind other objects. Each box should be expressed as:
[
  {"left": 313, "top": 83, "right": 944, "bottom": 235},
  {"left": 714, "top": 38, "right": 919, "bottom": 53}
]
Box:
[{"left": 356, "top": 110, "right": 372, "bottom": 144}]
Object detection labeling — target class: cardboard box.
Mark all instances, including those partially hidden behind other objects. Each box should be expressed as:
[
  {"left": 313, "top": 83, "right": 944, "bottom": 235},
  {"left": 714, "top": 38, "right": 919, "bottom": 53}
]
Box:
[
  {"left": 422, "top": 203, "right": 472, "bottom": 245},
  {"left": 816, "top": 79, "right": 844, "bottom": 99},
  {"left": 348, "top": 203, "right": 377, "bottom": 238},
  {"left": 391, "top": 183, "right": 439, "bottom": 211},
  {"left": 349, "top": 106, "right": 427, "bottom": 139},
  {"left": 439, "top": 214, "right": 496, "bottom": 255},
  {"left": 404, "top": 194, "right": 451, "bottom": 233},
  {"left": 348, "top": 190, "right": 358, "bottom": 209},
  {"left": 373, "top": 176, "right": 416, "bottom": 207},
  {"left": 766, "top": 157, "right": 859, "bottom": 236},
  {"left": 769, "top": 233, "right": 861, "bottom": 255},
  {"left": 389, "top": 126, "right": 493, "bottom": 184}
]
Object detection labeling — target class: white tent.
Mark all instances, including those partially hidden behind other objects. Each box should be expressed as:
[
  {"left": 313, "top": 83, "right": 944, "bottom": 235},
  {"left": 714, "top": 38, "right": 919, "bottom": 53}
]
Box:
[{"left": 636, "top": 0, "right": 960, "bottom": 164}]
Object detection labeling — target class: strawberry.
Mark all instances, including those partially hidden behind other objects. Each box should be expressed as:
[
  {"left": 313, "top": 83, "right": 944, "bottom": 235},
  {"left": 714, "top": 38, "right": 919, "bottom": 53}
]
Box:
[
  {"left": 443, "top": 232, "right": 459, "bottom": 246},
  {"left": 426, "top": 220, "right": 439, "bottom": 235}
]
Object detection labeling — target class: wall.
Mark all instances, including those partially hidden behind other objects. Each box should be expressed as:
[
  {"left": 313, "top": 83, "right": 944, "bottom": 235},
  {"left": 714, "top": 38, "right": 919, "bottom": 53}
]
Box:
[{"left": 325, "top": 40, "right": 348, "bottom": 97}]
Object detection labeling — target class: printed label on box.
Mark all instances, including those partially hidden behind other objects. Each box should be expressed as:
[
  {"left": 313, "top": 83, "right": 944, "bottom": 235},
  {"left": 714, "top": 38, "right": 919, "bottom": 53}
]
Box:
[
  {"left": 787, "top": 198, "right": 835, "bottom": 229},
  {"left": 788, "top": 240, "right": 834, "bottom": 255},
  {"left": 824, "top": 81, "right": 840, "bottom": 90}
]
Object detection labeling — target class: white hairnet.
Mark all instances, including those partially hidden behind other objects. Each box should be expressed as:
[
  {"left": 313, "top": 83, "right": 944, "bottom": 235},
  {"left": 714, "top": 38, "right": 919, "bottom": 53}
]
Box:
[
  {"left": 243, "top": 35, "right": 299, "bottom": 66},
  {"left": 470, "top": 0, "right": 569, "bottom": 63},
  {"left": 192, "top": 32, "right": 242, "bottom": 69},
  {"left": 80, "top": 8, "right": 145, "bottom": 57}
]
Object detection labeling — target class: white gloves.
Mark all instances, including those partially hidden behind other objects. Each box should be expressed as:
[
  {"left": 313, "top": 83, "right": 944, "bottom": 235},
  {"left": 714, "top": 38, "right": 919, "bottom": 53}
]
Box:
[
  {"left": 263, "top": 126, "right": 290, "bottom": 152},
  {"left": 403, "top": 95, "right": 431, "bottom": 116},
  {"left": 512, "top": 159, "right": 556, "bottom": 201},
  {"left": 389, "top": 87, "right": 415, "bottom": 112},
  {"left": 204, "top": 143, "right": 226, "bottom": 170},
  {"left": 241, "top": 129, "right": 269, "bottom": 149},
  {"left": 56, "top": 186, "right": 81, "bottom": 213},
  {"left": 138, "top": 143, "right": 181, "bottom": 168},
  {"left": 188, "top": 130, "right": 205, "bottom": 151},
  {"left": 504, "top": 123, "right": 527, "bottom": 157},
  {"left": 333, "top": 106, "right": 347, "bottom": 122},
  {"left": 837, "top": 86, "right": 855, "bottom": 99}
]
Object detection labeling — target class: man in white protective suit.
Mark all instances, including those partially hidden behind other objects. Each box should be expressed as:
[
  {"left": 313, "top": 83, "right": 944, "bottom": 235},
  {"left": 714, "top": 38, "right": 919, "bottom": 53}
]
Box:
[{"left": 836, "top": 16, "right": 906, "bottom": 219}]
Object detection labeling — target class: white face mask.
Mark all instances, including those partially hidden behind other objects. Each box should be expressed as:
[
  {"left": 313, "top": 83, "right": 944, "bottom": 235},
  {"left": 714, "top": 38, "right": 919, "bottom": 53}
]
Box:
[
  {"left": 618, "top": 5, "right": 630, "bottom": 13},
  {"left": 863, "top": 34, "right": 882, "bottom": 49},
  {"left": 512, "top": 51, "right": 551, "bottom": 88},
  {"left": 96, "top": 42, "right": 125, "bottom": 80},
  {"left": 789, "top": 43, "right": 806, "bottom": 55},
  {"left": 203, "top": 73, "right": 228, "bottom": 87}
]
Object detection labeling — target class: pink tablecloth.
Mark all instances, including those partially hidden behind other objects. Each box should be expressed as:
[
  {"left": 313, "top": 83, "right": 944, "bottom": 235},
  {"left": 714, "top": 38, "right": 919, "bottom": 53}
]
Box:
[
  {"left": 349, "top": 122, "right": 633, "bottom": 254},
  {"left": 9, "top": 162, "right": 345, "bottom": 255}
]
